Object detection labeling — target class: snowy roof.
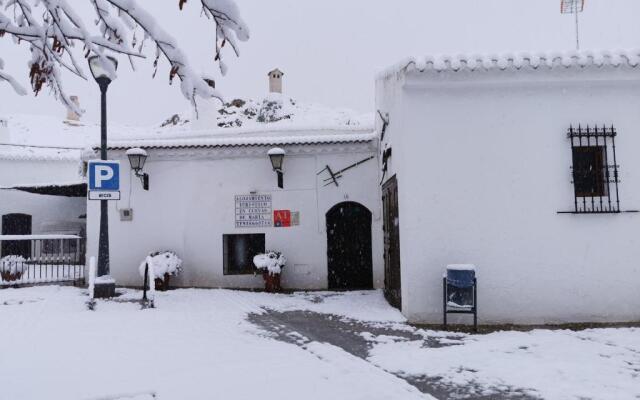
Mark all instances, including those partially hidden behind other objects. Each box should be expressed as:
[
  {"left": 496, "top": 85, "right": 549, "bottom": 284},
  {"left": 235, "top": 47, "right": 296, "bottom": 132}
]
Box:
[
  {"left": 0, "top": 115, "right": 98, "bottom": 162},
  {"left": 176, "top": 94, "right": 372, "bottom": 131},
  {"left": 106, "top": 130, "right": 376, "bottom": 150},
  {"left": 0, "top": 143, "right": 82, "bottom": 162},
  {"left": 1, "top": 95, "right": 374, "bottom": 159},
  {"left": 378, "top": 49, "right": 640, "bottom": 81}
]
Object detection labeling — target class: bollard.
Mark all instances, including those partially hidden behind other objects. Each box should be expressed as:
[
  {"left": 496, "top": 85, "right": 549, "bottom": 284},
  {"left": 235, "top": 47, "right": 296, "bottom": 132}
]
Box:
[{"left": 88, "top": 256, "right": 97, "bottom": 299}]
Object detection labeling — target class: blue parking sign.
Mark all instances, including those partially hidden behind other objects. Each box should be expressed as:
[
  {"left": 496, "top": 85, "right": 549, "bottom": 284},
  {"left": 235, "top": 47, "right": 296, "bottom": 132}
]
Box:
[{"left": 89, "top": 160, "right": 120, "bottom": 191}]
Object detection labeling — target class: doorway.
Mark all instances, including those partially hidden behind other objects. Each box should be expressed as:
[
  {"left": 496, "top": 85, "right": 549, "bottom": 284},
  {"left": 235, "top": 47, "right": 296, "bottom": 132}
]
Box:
[
  {"left": 326, "top": 202, "right": 373, "bottom": 290},
  {"left": 1, "top": 213, "right": 32, "bottom": 259},
  {"left": 382, "top": 176, "right": 401, "bottom": 309}
]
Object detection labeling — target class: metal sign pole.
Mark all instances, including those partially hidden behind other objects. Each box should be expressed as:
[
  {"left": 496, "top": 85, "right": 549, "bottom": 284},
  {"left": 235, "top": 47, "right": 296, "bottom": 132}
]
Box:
[{"left": 97, "top": 80, "right": 110, "bottom": 278}]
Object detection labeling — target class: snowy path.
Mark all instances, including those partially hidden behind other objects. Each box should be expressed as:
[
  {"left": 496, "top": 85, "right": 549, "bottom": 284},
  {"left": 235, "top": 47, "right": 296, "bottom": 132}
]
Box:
[
  {"left": 0, "top": 287, "right": 426, "bottom": 400},
  {"left": 249, "top": 309, "right": 536, "bottom": 399},
  {"left": 0, "top": 286, "right": 638, "bottom": 400}
]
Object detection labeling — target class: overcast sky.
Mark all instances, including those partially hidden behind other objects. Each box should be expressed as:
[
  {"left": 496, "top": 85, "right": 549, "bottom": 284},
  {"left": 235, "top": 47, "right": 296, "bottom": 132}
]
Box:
[{"left": 1, "top": 0, "right": 640, "bottom": 126}]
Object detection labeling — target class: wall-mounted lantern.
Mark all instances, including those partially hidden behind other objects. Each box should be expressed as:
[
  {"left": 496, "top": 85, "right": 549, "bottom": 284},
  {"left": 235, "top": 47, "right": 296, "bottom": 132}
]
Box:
[
  {"left": 126, "top": 148, "right": 149, "bottom": 191},
  {"left": 268, "top": 147, "right": 285, "bottom": 189}
]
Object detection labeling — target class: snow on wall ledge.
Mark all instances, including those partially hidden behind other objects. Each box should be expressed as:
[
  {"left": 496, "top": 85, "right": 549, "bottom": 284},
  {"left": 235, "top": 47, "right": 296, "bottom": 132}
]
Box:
[{"left": 377, "top": 48, "right": 640, "bottom": 81}]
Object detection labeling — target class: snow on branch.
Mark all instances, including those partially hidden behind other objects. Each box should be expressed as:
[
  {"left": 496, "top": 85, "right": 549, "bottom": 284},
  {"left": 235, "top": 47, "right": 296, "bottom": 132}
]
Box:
[
  {"left": 0, "top": 57, "right": 27, "bottom": 95},
  {"left": 0, "top": 0, "right": 249, "bottom": 112}
]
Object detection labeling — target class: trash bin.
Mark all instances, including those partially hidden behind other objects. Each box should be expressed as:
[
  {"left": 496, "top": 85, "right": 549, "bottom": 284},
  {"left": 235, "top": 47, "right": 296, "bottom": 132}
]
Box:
[
  {"left": 446, "top": 265, "right": 475, "bottom": 307},
  {"left": 443, "top": 264, "right": 477, "bottom": 331}
]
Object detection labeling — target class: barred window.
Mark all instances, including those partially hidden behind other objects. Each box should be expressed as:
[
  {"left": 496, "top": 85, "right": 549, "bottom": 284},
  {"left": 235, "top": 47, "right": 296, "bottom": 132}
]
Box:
[
  {"left": 567, "top": 125, "right": 619, "bottom": 213},
  {"left": 572, "top": 146, "right": 606, "bottom": 198}
]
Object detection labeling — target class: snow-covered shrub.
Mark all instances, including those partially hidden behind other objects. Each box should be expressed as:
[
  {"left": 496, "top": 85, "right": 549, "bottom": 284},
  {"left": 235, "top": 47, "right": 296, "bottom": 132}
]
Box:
[
  {"left": 138, "top": 251, "right": 183, "bottom": 280},
  {"left": 256, "top": 96, "right": 294, "bottom": 123},
  {"left": 0, "top": 255, "right": 26, "bottom": 275},
  {"left": 1, "top": 255, "right": 26, "bottom": 282},
  {"left": 253, "top": 251, "right": 287, "bottom": 275}
]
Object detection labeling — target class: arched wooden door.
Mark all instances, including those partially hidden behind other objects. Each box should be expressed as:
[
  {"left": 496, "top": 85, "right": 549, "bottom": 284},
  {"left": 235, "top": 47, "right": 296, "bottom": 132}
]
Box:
[
  {"left": 1, "top": 213, "right": 32, "bottom": 259},
  {"left": 326, "top": 202, "right": 373, "bottom": 290}
]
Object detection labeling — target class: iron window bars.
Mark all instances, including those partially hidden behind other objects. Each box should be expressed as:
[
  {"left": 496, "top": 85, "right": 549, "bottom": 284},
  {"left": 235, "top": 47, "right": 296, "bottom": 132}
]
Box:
[{"left": 565, "top": 125, "right": 620, "bottom": 214}]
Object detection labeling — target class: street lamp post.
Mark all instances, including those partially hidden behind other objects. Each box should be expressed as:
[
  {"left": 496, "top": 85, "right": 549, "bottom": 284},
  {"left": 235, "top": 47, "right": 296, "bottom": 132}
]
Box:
[{"left": 88, "top": 55, "right": 118, "bottom": 297}]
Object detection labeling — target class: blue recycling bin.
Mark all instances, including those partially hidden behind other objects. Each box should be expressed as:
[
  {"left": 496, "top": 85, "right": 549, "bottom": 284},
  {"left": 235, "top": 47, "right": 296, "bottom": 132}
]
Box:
[{"left": 443, "top": 265, "right": 477, "bottom": 331}]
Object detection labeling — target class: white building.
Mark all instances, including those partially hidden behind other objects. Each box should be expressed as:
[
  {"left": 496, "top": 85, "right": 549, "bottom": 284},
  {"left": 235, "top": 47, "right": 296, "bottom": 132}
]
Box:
[
  {"left": 0, "top": 110, "right": 156, "bottom": 266},
  {"left": 85, "top": 95, "right": 383, "bottom": 290},
  {"left": 376, "top": 50, "right": 640, "bottom": 325},
  {"left": 0, "top": 115, "right": 86, "bottom": 244}
]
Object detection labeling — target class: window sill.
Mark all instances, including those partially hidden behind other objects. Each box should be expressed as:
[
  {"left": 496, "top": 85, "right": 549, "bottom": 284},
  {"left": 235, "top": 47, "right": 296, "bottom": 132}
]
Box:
[{"left": 223, "top": 271, "right": 259, "bottom": 276}]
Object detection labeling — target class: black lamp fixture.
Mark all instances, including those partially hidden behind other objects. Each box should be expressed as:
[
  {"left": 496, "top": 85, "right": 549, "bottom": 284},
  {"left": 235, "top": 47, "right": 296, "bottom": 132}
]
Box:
[
  {"left": 126, "top": 148, "right": 149, "bottom": 191},
  {"left": 88, "top": 55, "right": 118, "bottom": 94},
  {"left": 88, "top": 54, "right": 118, "bottom": 289},
  {"left": 268, "top": 147, "right": 285, "bottom": 188}
]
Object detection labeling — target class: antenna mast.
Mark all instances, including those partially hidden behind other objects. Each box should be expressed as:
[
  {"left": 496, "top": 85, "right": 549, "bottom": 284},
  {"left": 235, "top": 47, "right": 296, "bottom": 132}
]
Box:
[{"left": 561, "top": 0, "right": 585, "bottom": 50}]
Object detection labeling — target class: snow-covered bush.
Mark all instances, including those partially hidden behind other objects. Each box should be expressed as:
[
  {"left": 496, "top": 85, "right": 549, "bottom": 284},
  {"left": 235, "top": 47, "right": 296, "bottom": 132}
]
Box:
[
  {"left": 138, "top": 251, "right": 183, "bottom": 280},
  {"left": 256, "top": 96, "right": 294, "bottom": 123},
  {"left": 253, "top": 251, "right": 287, "bottom": 275},
  {"left": 1, "top": 255, "right": 26, "bottom": 282},
  {"left": 0, "top": 255, "right": 26, "bottom": 275}
]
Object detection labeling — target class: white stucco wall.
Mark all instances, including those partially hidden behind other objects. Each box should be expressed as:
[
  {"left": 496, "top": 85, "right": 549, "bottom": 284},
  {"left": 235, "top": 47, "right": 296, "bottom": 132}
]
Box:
[
  {"left": 86, "top": 141, "right": 383, "bottom": 290},
  {"left": 378, "top": 65, "right": 640, "bottom": 324},
  {"left": 0, "top": 159, "right": 86, "bottom": 235}
]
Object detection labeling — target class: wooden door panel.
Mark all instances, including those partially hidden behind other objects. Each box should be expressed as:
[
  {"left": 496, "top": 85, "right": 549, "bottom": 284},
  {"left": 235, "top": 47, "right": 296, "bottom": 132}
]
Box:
[{"left": 382, "top": 176, "right": 401, "bottom": 309}]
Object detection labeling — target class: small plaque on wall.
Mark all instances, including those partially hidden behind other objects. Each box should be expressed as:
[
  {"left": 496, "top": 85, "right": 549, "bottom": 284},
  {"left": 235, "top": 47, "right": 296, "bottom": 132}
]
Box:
[
  {"left": 274, "top": 210, "right": 300, "bottom": 227},
  {"left": 291, "top": 211, "right": 300, "bottom": 226},
  {"left": 274, "top": 210, "right": 291, "bottom": 227},
  {"left": 235, "top": 194, "right": 273, "bottom": 228}
]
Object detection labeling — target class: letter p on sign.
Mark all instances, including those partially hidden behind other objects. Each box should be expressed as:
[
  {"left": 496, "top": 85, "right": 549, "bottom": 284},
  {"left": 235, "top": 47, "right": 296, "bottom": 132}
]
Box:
[
  {"left": 89, "top": 160, "right": 120, "bottom": 191},
  {"left": 95, "top": 166, "right": 114, "bottom": 188}
]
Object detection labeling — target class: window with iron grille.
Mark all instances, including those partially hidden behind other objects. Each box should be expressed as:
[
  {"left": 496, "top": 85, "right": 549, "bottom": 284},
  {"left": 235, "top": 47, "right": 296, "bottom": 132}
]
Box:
[{"left": 567, "top": 125, "right": 619, "bottom": 213}]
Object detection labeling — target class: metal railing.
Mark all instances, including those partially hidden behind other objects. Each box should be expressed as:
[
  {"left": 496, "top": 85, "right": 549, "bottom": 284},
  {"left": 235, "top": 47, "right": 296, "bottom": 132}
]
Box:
[{"left": 0, "top": 235, "right": 85, "bottom": 287}]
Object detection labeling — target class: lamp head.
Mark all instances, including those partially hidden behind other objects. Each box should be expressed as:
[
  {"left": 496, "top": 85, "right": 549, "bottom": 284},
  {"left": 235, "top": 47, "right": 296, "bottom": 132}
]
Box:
[
  {"left": 88, "top": 55, "right": 118, "bottom": 86},
  {"left": 126, "top": 148, "right": 148, "bottom": 173},
  {"left": 268, "top": 147, "right": 285, "bottom": 171}
]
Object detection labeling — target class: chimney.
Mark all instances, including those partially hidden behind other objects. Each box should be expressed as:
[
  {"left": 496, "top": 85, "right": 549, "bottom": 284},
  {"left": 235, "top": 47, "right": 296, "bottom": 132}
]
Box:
[
  {"left": 268, "top": 68, "right": 284, "bottom": 94},
  {"left": 66, "top": 95, "right": 81, "bottom": 121}
]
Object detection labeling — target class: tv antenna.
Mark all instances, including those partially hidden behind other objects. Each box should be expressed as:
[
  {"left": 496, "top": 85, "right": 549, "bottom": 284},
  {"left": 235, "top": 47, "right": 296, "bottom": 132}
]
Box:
[{"left": 561, "top": 0, "right": 585, "bottom": 50}]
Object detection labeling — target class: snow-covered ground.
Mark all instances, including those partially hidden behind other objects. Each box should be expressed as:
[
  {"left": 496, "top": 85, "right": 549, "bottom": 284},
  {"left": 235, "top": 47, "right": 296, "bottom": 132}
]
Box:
[
  {"left": 0, "top": 286, "right": 638, "bottom": 400},
  {"left": 369, "top": 328, "right": 640, "bottom": 399},
  {"left": 0, "top": 287, "right": 420, "bottom": 400}
]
